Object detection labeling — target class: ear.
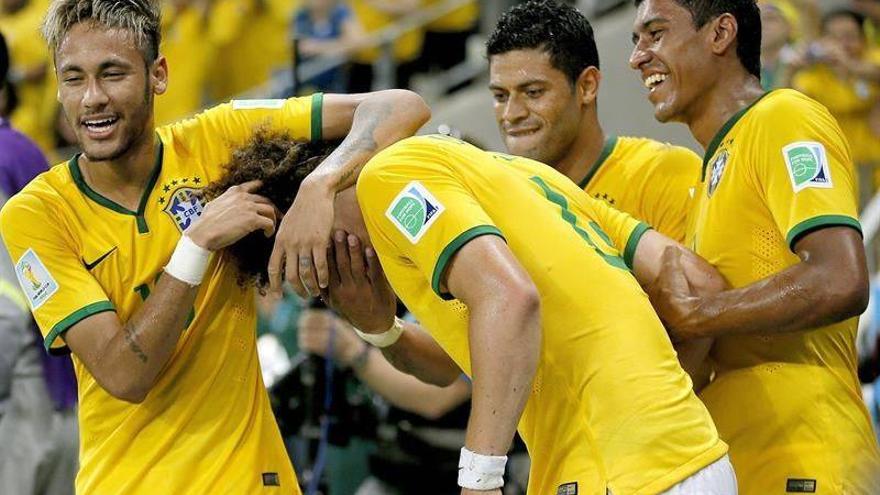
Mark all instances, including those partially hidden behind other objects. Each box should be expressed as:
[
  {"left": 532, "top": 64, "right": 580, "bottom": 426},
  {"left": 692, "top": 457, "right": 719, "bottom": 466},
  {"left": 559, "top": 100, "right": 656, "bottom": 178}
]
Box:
[
  {"left": 710, "top": 13, "right": 738, "bottom": 57},
  {"left": 151, "top": 55, "right": 168, "bottom": 96},
  {"left": 576, "top": 66, "right": 601, "bottom": 107}
]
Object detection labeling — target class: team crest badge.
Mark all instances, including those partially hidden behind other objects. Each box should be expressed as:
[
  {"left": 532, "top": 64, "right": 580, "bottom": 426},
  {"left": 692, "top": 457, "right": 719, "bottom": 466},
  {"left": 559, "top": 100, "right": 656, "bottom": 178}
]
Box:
[
  {"left": 386, "top": 181, "right": 444, "bottom": 243},
  {"left": 163, "top": 186, "right": 205, "bottom": 232},
  {"left": 707, "top": 150, "right": 729, "bottom": 197}
]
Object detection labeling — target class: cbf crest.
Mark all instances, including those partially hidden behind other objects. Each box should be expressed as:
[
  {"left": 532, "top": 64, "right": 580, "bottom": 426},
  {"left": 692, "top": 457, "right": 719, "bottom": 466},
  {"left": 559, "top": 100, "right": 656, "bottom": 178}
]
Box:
[
  {"left": 159, "top": 176, "right": 205, "bottom": 232},
  {"left": 707, "top": 150, "right": 729, "bottom": 197}
]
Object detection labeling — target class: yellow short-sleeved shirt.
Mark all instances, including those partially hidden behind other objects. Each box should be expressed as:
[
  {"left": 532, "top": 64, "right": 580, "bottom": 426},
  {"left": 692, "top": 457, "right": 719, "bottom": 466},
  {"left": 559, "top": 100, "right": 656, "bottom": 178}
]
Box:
[
  {"left": 792, "top": 53, "right": 880, "bottom": 166},
  {"left": 357, "top": 135, "right": 727, "bottom": 495},
  {"left": 350, "top": 0, "right": 424, "bottom": 64},
  {"left": 578, "top": 135, "right": 701, "bottom": 243},
  {"left": 689, "top": 89, "right": 880, "bottom": 494},
  {"left": 0, "top": 95, "right": 324, "bottom": 495},
  {"left": 424, "top": 0, "right": 478, "bottom": 32}
]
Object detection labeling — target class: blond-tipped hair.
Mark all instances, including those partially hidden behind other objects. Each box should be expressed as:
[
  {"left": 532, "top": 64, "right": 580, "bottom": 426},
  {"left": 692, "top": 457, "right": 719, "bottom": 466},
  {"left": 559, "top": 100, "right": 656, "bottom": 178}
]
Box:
[{"left": 42, "top": 0, "right": 161, "bottom": 63}]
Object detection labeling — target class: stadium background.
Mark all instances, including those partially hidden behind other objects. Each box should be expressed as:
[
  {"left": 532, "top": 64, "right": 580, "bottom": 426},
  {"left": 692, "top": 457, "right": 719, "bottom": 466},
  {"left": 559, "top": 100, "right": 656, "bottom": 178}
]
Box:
[{"left": 2, "top": 0, "right": 880, "bottom": 493}]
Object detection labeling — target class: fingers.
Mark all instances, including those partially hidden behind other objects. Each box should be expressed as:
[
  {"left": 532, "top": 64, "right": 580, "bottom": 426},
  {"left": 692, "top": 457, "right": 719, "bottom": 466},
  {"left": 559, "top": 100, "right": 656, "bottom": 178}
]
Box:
[
  {"left": 347, "top": 235, "right": 367, "bottom": 283},
  {"left": 297, "top": 253, "right": 320, "bottom": 298},
  {"left": 235, "top": 179, "right": 263, "bottom": 193},
  {"left": 285, "top": 253, "right": 308, "bottom": 299},
  {"left": 334, "top": 231, "right": 353, "bottom": 284},
  {"left": 328, "top": 232, "right": 343, "bottom": 287},
  {"left": 660, "top": 246, "right": 690, "bottom": 293},
  {"left": 365, "top": 246, "right": 386, "bottom": 285},
  {"left": 267, "top": 246, "right": 285, "bottom": 296},
  {"left": 253, "top": 203, "right": 277, "bottom": 237},
  {"left": 312, "top": 240, "right": 330, "bottom": 291}
]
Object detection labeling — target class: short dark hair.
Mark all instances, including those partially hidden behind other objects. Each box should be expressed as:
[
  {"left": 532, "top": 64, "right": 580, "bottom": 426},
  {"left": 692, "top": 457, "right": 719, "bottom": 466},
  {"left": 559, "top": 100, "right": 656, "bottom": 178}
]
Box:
[
  {"left": 486, "top": 0, "right": 600, "bottom": 85},
  {"left": 821, "top": 8, "right": 866, "bottom": 36},
  {"left": 634, "top": 0, "right": 762, "bottom": 78},
  {"left": 202, "top": 131, "right": 337, "bottom": 289}
]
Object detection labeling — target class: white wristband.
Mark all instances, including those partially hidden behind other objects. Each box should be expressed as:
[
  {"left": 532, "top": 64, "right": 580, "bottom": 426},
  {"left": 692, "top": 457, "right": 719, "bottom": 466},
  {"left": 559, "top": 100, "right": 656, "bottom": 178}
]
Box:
[
  {"left": 353, "top": 317, "right": 405, "bottom": 348},
  {"left": 164, "top": 234, "right": 211, "bottom": 286},
  {"left": 458, "top": 447, "right": 507, "bottom": 490}
]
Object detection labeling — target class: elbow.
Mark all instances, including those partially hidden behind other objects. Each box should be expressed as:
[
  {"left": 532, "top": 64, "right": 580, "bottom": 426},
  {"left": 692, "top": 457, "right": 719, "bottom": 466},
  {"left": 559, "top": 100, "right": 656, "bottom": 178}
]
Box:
[
  {"left": 103, "top": 377, "right": 150, "bottom": 404},
  {"left": 385, "top": 89, "right": 431, "bottom": 128},
  {"left": 835, "top": 276, "right": 870, "bottom": 321}
]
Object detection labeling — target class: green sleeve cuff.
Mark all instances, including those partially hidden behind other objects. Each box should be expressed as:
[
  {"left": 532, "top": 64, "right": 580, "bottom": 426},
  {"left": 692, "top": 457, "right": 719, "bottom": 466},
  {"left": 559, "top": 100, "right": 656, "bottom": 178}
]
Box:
[
  {"left": 431, "top": 225, "right": 505, "bottom": 300},
  {"left": 310, "top": 93, "right": 324, "bottom": 141},
  {"left": 45, "top": 301, "right": 116, "bottom": 355},
  {"left": 786, "top": 215, "right": 862, "bottom": 251},
  {"left": 624, "top": 222, "right": 652, "bottom": 269}
]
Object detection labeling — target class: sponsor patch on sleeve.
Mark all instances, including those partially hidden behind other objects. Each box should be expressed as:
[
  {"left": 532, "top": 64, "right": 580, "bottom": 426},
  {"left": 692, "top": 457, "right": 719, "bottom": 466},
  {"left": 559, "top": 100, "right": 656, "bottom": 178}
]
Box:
[
  {"left": 782, "top": 141, "right": 832, "bottom": 192},
  {"left": 385, "top": 181, "right": 445, "bottom": 243},
  {"left": 14, "top": 249, "right": 58, "bottom": 310},
  {"left": 231, "top": 99, "right": 284, "bottom": 110}
]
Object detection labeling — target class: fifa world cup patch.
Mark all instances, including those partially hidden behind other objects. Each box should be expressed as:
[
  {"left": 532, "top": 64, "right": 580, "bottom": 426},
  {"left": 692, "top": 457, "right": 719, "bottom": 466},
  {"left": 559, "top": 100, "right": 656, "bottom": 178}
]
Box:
[
  {"left": 386, "top": 181, "right": 445, "bottom": 243},
  {"left": 14, "top": 249, "right": 58, "bottom": 310},
  {"left": 557, "top": 482, "right": 578, "bottom": 495},
  {"left": 262, "top": 472, "right": 280, "bottom": 486},
  {"left": 786, "top": 478, "right": 817, "bottom": 493},
  {"left": 783, "top": 142, "right": 832, "bottom": 193}
]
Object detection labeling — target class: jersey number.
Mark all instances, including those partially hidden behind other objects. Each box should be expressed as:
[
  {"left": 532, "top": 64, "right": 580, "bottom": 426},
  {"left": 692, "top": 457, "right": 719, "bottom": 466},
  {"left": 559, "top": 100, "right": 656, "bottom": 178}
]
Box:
[{"left": 530, "top": 176, "right": 628, "bottom": 270}]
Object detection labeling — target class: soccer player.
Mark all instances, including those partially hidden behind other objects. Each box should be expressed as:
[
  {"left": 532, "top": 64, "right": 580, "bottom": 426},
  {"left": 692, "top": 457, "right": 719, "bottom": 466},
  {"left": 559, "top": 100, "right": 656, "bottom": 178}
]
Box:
[
  {"left": 0, "top": 0, "right": 429, "bottom": 493},
  {"left": 487, "top": 0, "right": 699, "bottom": 244},
  {"left": 211, "top": 132, "right": 735, "bottom": 494},
  {"left": 630, "top": 0, "right": 880, "bottom": 492}
]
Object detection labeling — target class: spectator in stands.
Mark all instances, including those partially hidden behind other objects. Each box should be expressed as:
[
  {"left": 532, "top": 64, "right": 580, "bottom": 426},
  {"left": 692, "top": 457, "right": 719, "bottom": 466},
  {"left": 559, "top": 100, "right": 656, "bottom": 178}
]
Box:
[
  {"left": 415, "top": 0, "right": 479, "bottom": 93},
  {"left": 292, "top": 0, "right": 366, "bottom": 93},
  {"left": 0, "top": 31, "right": 79, "bottom": 495},
  {"left": 0, "top": 0, "right": 57, "bottom": 153},
  {"left": 348, "top": 0, "right": 424, "bottom": 91},
  {"left": 792, "top": 8, "right": 880, "bottom": 202},
  {"left": 759, "top": 0, "right": 800, "bottom": 89}
]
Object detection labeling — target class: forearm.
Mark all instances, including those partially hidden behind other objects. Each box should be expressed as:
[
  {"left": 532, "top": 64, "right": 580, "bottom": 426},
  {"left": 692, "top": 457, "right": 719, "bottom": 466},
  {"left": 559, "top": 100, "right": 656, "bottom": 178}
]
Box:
[
  {"left": 679, "top": 262, "right": 862, "bottom": 339},
  {"left": 96, "top": 275, "right": 198, "bottom": 400},
  {"left": 310, "top": 90, "right": 429, "bottom": 191},
  {"left": 380, "top": 321, "right": 461, "bottom": 386},
  {"left": 465, "top": 297, "right": 540, "bottom": 456},
  {"left": 355, "top": 346, "right": 468, "bottom": 418}
]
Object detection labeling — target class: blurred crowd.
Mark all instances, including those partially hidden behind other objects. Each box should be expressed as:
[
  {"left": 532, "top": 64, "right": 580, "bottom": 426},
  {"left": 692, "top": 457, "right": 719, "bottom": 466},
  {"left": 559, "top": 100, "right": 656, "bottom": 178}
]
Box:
[
  {"left": 759, "top": 0, "right": 880, "bottom": 204},
  {"left": 0, "top": 0, "right": 480, "bottom": 163}
]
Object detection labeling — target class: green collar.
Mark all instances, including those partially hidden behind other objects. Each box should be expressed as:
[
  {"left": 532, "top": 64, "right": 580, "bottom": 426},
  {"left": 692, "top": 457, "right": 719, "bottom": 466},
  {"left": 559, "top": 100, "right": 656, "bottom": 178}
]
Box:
[
  {"left": 578, "top": 135, "right": 618, "bottom": 189},
  {"left": 69, "top": 138, "right": 163, "bottom": 234},
  {"left": 701, "top": 91, "right": 772, "bottom": 180}
]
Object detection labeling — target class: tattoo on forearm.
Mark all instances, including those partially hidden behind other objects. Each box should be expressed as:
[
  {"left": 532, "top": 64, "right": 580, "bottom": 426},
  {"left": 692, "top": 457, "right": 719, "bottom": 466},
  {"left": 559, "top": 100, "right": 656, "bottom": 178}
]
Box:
[
  {"left": 123, "top": 324, "right": 148, "bottom": 363},
  {"left": 329, "top": 102, "right": 392, "bottom": 189}
]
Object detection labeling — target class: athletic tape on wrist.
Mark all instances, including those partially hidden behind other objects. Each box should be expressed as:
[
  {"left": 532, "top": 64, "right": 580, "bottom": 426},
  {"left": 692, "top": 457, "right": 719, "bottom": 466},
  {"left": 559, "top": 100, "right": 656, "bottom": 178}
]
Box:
[
  {"left": 353, "top": 317, "right": 405, "bottom": 348},
  {"left": 164, "top": 234, "right": 211, "bottom": 286},
  {"left": 458, "top": 447, "right": 507, "bottom": 490}
]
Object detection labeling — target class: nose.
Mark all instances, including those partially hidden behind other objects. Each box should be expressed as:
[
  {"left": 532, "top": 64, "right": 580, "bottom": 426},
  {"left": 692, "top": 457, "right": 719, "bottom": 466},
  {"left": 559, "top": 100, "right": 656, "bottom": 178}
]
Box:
[
  {"left": 82, "top": 77, "right": 110, "bottom": 109},
  {"left": 502, "top": 93, "right": 528, "bottom": 125},
  {"left": 629, "top": 43, "right": 650, "bottom": 71}
]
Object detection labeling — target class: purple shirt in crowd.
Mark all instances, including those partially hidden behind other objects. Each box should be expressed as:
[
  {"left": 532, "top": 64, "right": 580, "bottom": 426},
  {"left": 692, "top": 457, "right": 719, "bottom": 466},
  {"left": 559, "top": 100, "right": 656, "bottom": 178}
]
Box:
[{"left": 0, "top": 117, "right": 78, "bottom": 410}]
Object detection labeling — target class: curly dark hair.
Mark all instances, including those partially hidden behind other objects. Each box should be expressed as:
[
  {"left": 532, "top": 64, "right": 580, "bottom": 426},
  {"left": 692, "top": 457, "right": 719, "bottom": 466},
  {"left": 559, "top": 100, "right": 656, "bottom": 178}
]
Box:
[
  {"left": 486, "top": 0, "right": 600, "bottom": 86},
  {"left": 633, "top": 0, "right": 762, "bottom": 79},
  {"left": 202, "top": 131, "right": 338, "bottom": 289}
]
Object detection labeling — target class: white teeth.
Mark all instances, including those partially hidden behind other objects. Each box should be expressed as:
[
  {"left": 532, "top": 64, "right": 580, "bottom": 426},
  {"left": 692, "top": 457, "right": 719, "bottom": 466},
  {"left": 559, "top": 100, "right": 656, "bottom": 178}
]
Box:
[
  {"left": 644, "top": 74, "right": 668, "bottom": 89},
  {"left": 85, "top": 118, "right": 116, "bottom": 127}
]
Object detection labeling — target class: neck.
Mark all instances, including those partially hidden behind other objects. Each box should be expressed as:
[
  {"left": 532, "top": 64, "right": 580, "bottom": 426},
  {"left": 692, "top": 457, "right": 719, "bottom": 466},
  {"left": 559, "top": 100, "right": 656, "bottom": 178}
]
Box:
[
  {"left": 79, "top": 127, "right": 158, "bottom": 210},
  {"left": 685, "top": 69, "right": 765, "bottom": 150},
  {"left": 553, "top": 114, "right": 606, "bottom": 184}
]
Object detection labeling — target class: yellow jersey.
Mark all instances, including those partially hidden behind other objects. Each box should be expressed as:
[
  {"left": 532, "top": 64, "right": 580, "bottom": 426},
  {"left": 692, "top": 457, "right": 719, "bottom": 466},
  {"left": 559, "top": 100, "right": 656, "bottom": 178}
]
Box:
[
  {"left": 357, "top": 135, "right": 727, "bottom": 495},
  {"left": 689, "top": 89, "right": 880, "bottom": 494},
  {"left": 0, "top": 95, "right": 324, "bottom": 494},
  {"left": 792, "top": 51, "right": 880, "bottom": 167},
  {"left": 350, "top": 0, "right": 424, "bottom": 64},
  {"left": 579, "top": 135, "right": 700, "bottom": 242}
]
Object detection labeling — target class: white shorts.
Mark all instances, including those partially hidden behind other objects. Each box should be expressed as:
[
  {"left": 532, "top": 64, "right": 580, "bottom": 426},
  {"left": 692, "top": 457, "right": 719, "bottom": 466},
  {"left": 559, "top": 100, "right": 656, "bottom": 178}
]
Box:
[{"left": 660, "top": 455, "right": 738, "bottom": 495}]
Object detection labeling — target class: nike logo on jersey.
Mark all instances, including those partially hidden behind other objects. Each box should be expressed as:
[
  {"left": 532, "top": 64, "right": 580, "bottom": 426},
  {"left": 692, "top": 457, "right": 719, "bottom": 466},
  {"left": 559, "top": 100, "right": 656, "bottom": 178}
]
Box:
[{"left": 83, "top": 247, "right": 118, "bottom": 270}]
